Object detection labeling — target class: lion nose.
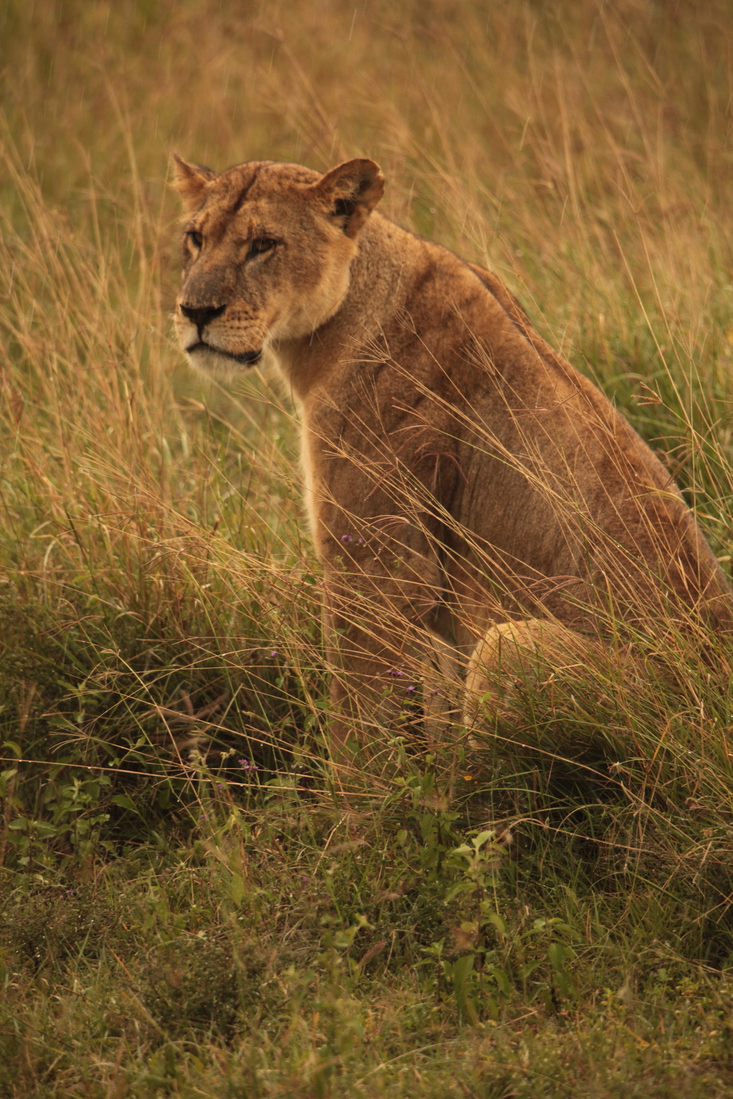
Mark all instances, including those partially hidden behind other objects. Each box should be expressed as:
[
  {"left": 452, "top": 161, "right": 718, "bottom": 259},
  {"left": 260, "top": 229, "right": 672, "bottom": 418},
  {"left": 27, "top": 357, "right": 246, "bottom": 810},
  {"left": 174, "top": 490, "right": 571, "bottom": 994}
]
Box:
[{"left": 180, "top": 303, "right": 227, "bottom": 328}]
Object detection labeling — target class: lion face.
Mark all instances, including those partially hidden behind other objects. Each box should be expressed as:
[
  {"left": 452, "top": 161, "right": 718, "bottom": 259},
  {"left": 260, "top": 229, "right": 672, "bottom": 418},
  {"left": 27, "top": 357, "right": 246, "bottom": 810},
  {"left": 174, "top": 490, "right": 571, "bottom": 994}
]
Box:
[{"left": 173, "top": 156, "right": 384, "bottom": 376}]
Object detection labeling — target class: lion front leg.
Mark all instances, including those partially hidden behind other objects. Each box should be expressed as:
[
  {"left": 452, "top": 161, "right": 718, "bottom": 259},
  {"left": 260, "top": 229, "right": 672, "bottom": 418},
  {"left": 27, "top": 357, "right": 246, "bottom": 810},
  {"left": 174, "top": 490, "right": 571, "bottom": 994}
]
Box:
[
  {"left": 324, "top": 613, "right": 409, "bottom": 761},
  {"left": 321, "top": 552, "right": 447, "bottom": 768}
]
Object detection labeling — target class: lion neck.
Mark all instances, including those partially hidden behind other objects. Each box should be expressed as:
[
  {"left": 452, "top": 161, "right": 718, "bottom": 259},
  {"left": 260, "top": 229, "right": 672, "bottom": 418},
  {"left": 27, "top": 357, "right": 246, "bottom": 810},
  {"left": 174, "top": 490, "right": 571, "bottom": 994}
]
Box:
[{"left": 268, "top": 213, "right": 423, "bottom": 404}]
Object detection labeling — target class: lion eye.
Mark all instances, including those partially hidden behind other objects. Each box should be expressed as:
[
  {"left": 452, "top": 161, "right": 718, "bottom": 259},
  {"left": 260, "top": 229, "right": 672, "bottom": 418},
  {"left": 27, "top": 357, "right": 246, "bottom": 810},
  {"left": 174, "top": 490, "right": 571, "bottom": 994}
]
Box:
[
  {"left": 187, "top": 230, "right": 203, "bottom": 249},
  {"left": 248, "top": 237, "right": 278, "bottom": 258}
]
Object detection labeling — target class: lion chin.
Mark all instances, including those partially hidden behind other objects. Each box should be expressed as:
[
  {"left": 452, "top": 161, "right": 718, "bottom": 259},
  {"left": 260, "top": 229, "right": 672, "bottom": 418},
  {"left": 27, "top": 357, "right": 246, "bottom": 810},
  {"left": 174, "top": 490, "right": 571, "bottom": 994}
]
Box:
[{"left": 185, "top": 342, "right": 262, "bottom": 377}]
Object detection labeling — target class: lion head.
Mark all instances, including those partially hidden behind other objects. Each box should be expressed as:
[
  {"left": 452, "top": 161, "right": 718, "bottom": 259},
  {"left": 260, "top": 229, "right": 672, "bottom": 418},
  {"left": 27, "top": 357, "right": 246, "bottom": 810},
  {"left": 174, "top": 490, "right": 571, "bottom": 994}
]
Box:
[{"left": 172, "top": 154, "right": 384, "bottom": 376}]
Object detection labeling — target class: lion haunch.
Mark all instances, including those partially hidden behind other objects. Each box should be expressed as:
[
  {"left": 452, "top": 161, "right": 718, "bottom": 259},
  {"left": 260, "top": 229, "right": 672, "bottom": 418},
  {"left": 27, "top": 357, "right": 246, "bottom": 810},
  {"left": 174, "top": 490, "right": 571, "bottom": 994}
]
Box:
[{"left": 173, "top": 154, "right": 733, "bottom": 760}]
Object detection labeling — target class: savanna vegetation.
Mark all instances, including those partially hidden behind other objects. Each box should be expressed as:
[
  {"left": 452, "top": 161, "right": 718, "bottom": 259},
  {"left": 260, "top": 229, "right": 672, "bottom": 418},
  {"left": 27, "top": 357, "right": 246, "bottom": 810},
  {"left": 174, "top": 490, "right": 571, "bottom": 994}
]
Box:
[{"left": 2, "top": 1, "right": 733, "bottom": 1095}]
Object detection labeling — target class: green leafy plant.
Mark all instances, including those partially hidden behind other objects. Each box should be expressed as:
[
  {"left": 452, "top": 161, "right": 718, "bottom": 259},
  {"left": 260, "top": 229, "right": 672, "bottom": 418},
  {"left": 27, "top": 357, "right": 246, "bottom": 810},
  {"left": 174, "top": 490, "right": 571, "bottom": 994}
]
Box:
[{"left": 423, "top": 829, "right": 583, "bottom": 1023}]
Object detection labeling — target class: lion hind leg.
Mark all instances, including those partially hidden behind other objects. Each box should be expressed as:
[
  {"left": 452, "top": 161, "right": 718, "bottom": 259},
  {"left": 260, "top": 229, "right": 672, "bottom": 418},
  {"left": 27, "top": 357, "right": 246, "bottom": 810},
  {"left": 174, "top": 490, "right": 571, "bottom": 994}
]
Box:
[{"left": 464, "top": 618, "right": 610, "bottom": 743}]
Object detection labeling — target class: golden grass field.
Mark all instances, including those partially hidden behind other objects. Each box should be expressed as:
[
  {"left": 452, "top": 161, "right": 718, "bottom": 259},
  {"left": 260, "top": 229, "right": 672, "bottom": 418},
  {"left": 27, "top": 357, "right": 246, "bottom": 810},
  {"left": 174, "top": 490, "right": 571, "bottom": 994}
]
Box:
[{"left": 2, "top": 1, "right": 733, "bottom": 1095}]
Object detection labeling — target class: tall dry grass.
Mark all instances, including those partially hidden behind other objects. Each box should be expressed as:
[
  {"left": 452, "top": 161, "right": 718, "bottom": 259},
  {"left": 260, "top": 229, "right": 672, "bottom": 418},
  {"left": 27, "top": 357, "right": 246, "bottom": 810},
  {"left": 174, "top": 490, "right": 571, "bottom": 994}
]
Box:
[{"left": 1, "top": 0, "right": 733, "bottom": 830}]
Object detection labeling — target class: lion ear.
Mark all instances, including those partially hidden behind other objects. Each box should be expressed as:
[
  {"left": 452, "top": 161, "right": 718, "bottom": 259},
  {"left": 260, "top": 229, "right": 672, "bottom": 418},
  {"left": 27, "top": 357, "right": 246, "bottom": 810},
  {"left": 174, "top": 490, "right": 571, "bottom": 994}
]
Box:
[
  {"left": 313, "top": 158, "right": 385, "bottom": 238},
  {"left": 171, "top": 154, "right": 217, "bottom": 211}
]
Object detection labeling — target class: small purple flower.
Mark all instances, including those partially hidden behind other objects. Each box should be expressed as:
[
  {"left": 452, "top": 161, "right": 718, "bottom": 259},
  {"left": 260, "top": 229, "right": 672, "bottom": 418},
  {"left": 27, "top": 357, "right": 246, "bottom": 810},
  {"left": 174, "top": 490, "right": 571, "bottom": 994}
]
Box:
[
  {"left": 358, "top": 537, "right": 365, "bottom": 544},
  {"left": 341, "top": 534, "right": 353, "bottom": 543},
  {"left": 386, "top": 668, "right": 404, "bottom": 677},
  {"left": 270, "top": 649, "right": 278, "bottom": 658},
  {"left": 405, "top": 685, "right": 416, "bottom": 694},
  {"left": 217, "top": 783, "right": 225, "bottom": 789},
  {"left": 239, "top": 758, "right": 258, "bottom": 771},
  {"left": 199, "top": 812, "right": 207, "bottom": 821}
]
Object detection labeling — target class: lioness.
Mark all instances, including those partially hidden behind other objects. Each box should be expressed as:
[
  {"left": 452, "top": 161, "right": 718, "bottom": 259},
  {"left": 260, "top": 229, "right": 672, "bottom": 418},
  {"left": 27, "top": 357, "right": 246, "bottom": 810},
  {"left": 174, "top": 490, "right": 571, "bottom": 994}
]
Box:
[{"left": 172, "top": 154, "right": 733, "bottom": 759}]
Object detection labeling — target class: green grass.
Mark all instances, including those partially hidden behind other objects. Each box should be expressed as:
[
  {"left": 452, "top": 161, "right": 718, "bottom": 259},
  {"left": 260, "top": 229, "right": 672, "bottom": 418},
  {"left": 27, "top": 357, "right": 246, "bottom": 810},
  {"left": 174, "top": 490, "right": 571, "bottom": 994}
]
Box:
[{"left": 2, "top": 0, "right": 733, "bottom": 1094}]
